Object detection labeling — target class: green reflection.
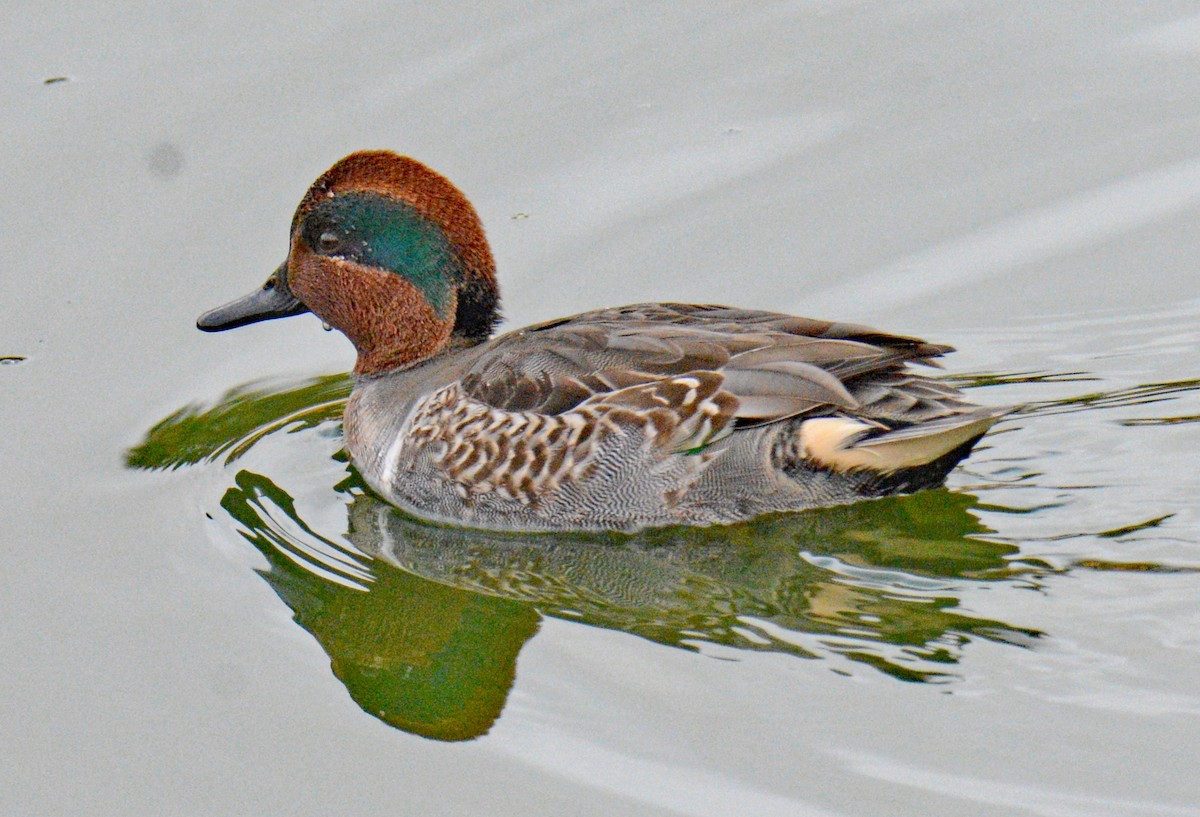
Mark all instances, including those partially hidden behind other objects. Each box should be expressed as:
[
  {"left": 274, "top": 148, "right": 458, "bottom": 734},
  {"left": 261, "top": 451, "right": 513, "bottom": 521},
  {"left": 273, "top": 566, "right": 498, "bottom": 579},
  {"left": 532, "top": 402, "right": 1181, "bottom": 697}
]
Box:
[
  {"left": 952, "top": 372, "right": 1200, "bottom": 422},
  {"left": 208, "top": 460, "right": 1033, "bottom": 739},
  {"left": 129, "top": 369, "right": 1199, "bottom": 741},
  {"left": 226, "top": 471, "right": 538, "bottom": 741},
  {"left": 126, "top": 374, "right": 351, "bottom": 470}
]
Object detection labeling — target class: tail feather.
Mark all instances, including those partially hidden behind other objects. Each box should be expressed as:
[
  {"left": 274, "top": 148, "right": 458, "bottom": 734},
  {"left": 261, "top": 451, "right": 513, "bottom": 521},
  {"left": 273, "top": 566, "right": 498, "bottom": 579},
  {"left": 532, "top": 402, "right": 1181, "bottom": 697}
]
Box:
[{"left": 798, "top": 407, "right": 1006, "bottom": 474}]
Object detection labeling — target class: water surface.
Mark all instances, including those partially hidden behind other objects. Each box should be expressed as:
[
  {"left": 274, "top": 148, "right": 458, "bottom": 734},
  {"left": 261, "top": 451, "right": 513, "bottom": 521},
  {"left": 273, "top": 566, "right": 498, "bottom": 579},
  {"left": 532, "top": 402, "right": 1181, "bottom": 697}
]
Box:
[{"left": 4, "top": 3, "right": 1200, "bottom": 815}]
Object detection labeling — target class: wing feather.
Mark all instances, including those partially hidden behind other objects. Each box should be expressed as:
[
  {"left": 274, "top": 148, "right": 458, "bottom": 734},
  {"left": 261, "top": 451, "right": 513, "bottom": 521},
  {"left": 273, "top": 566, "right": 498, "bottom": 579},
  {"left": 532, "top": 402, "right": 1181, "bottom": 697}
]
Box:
[{"left": 460, "top": 303, "right": 982, "bottom": 437}]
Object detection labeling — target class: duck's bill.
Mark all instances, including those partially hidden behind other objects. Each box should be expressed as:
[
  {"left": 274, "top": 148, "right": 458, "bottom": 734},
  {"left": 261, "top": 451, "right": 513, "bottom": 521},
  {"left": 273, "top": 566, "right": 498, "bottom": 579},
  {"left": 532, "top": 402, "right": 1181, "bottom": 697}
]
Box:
[{"left": 196, "top": 263, "right": 310, "bottom": 332}]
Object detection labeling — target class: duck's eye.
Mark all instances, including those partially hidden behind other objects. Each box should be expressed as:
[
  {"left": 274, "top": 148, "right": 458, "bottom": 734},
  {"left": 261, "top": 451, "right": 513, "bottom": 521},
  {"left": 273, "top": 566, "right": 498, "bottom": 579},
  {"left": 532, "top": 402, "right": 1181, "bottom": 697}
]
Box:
[{"left": 318, "top": 231, "right": 341, "bottom": 253}]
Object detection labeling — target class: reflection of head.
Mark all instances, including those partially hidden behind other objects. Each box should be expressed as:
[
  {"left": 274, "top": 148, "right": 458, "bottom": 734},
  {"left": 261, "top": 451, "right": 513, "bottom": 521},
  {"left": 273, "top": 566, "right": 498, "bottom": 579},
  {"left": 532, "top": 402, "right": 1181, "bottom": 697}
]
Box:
[
  {"left": 310, "top": 567, "right": 538, "bottom": 742},
  {"left": 230, "top": 476, "right": 539, "bottom": 742}
]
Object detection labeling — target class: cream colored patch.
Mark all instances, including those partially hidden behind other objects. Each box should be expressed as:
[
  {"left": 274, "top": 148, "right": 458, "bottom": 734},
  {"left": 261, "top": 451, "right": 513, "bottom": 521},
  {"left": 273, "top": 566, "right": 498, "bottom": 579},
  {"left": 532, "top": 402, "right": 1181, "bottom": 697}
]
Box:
[
  {"left": 800, "top": 415, "right": 998, "bottom": 473},
  {"left": 798, "top": 417, "right": 876, "bottom": 470}
]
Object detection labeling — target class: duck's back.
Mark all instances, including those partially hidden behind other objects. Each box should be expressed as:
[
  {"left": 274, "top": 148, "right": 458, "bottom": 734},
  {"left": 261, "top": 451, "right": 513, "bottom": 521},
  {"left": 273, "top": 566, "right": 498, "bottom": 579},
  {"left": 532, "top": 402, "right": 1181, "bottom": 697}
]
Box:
[{"left": 347, "top": 303, "right": 1003, "bottom": 531}]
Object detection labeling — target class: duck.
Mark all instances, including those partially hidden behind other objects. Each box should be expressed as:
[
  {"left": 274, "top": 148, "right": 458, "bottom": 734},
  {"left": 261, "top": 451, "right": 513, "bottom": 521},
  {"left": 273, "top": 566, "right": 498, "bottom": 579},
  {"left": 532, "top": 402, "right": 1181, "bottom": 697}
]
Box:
[{"left": 198, "top": 150, "right": 1005, "bottom": 532}]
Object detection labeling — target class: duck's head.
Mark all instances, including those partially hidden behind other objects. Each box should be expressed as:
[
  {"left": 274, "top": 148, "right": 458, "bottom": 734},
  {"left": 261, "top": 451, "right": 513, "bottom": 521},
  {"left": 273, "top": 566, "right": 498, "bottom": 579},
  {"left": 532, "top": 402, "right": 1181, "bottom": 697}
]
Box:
[{"left": 198, "top": 151, "right": 500, "bottom": 376}]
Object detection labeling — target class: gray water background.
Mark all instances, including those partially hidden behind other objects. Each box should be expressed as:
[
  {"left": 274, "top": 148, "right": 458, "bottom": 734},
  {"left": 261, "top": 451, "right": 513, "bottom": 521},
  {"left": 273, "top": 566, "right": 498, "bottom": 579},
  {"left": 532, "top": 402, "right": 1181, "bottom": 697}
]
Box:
[{"left": 3, "top": 3, "right": 1200, "bottom": 815}]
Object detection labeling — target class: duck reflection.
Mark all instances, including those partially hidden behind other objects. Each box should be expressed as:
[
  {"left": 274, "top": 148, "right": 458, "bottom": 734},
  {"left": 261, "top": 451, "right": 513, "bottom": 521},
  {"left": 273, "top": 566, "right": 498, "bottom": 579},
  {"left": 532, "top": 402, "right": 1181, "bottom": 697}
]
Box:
[
  {"left": 131, "top": 369, "right": 1200, "bottom": 742},
  {"left": 220, "top": 467, "right": 1034, "bottom": 741}
]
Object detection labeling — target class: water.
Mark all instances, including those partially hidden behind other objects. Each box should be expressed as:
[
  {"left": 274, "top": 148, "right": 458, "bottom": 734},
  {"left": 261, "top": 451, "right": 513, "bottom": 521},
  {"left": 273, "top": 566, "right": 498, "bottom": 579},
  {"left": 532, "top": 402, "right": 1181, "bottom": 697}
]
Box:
[{"left": 4, "top": 3, "right": 1199, "bottom": 815}]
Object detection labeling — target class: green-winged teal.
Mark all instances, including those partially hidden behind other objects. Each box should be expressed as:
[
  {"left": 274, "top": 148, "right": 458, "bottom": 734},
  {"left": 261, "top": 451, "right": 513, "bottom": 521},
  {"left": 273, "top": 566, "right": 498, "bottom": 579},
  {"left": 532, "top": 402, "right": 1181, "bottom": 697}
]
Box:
[{"left": 198, "top": 151, "right": 1004, "bottom": 532}]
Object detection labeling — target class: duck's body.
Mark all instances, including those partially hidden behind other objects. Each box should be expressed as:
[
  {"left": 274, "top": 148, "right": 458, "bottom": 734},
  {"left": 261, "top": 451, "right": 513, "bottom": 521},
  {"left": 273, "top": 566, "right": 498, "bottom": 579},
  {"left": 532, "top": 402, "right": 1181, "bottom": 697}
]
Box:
[
  {"left": 345, "top": 303, "right": 1000, "bottom": 531},
  {"left": 199, "top": 151, "right": 1003, "bottom": 532}
]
